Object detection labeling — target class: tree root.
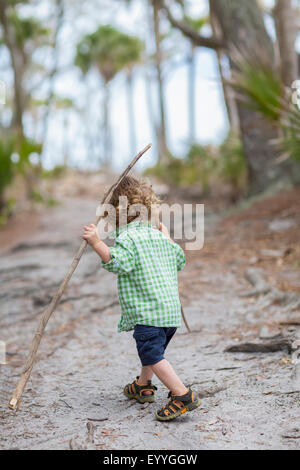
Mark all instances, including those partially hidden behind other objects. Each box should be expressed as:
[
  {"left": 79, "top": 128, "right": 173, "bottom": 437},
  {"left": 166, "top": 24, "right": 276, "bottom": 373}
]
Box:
[
  {"left": 197, "top": 384, "right": 227, "bottom": 398},
  {"left": 238, "top": 267, "right": 271, "bottom": 297},
  {"left": 238, "top": 268, "right": 300, "bottom": 314}
]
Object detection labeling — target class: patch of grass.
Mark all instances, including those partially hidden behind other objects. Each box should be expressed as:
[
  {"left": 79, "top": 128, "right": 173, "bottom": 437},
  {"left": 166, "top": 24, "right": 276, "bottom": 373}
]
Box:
[
  {"left": 41, "top": 165, "right": 66, "bottom": 179},
  {"left": 0, "top": 198, "right": 16, "bottom": 227},
  {"left": 0, "top": 138, "right": 15, "bottom": 209},
  {"left": 30, "top": 190, "right": 58, "bottom": 207}
]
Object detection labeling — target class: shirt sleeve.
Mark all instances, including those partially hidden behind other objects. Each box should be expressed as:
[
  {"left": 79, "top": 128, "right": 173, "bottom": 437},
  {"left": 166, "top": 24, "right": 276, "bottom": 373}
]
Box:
[
  {"left": 100, "top": 235, "right": 136, "bottom": 275},
  {"left": 174, "top": 243, "right": 186, "bottom": 272}
]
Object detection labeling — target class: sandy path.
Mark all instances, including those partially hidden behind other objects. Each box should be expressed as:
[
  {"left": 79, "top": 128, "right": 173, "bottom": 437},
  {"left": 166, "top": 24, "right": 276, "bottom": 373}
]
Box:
[{"left": 0, "top": 197, "right": 299, "bottom": 450}]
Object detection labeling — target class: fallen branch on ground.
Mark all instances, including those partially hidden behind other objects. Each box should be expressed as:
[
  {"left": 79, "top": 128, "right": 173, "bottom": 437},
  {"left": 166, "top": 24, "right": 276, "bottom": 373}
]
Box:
[
  {"left": 225, "top": 339, "right": 293, "bottom": 354},
  {"left": 279, "top": 318, "right": 300, "bottom": 326}
]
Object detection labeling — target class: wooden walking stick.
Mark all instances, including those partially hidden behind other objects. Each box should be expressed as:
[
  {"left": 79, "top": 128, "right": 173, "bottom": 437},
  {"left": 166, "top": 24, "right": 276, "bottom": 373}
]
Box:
[
  {"left": 8, "top": 143, "right": 152, "bottom": 411},
  {"left": 181, "top": 304, "right": 191, "bottom": 333}
]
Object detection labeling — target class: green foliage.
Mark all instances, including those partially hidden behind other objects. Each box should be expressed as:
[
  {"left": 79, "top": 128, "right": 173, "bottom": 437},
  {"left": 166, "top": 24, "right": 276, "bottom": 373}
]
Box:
[
  {"left": 219, "top": 132, "right": 247, "bottom": 190},
  {"left": 145, "top": 144, "right": 217, "bottom": 191},
  {"left": 0, "top": 137, "right": 15, "bottom": 206},
  {"left": 30, "top": 189, "right": 57, "bottom": 207},
  {"left": 185, "top": 144, "right": 218, "bottom": 190},
  {"left": 0, "top": 135, "right": 43, "bottom": 221},
  {"left": 16, "top": 138, "right": 42, "bottom": 174},
  {"left": 232, "top": 58, "right": 282, "bottom": 121},
  {"left": 42, "top": 165, "right": 66, "bottom": 179},
  {"left": 75, "top": 25, "right": 144, "bottom": 83},
  {"left": 145, "top": 134, "right": 247, "bottom": 195},
  {"left": 184, "top": 15, "right": 208, "bottom": 32},
  {"left": 0, "top": 198, "right": 16, "bottom": 227},
  {"left": 280, "top": 106, "right": 300, "bottom": 163},
  {"left": 232, "top": 55, "right": 300, "bottom": 165},
  {"left": 8, "top": 12, "right": 50, "bottom": 48}
]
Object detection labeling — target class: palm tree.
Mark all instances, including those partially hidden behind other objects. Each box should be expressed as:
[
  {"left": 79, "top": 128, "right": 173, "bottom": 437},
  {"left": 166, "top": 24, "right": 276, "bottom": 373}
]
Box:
[
  {"left": 232, "top": 55, "right": 300, "bottom": 165},
  {"left": 0, "top": 5, "right": 50, "bottom": 139},
  {"left": 75, "top": 25, "right": 144, "bottom": 166}
]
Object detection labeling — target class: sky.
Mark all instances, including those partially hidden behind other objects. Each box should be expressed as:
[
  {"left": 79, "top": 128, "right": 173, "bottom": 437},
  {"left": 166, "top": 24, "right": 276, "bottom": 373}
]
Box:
[{"left": 27, "top": 0, "right": 229, "bottom": 172}]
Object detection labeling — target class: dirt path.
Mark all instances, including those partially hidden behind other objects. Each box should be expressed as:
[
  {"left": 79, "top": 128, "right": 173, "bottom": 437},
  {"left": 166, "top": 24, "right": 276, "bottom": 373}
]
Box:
[{"left": 0, "top": 196, "right": 299, "bottom": 450}]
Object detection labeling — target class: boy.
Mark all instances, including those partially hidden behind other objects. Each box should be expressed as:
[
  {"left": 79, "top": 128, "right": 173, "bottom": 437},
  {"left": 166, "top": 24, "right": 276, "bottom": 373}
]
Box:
[{"left": 83, "top": 176, "right": 200, "bottom": 421}]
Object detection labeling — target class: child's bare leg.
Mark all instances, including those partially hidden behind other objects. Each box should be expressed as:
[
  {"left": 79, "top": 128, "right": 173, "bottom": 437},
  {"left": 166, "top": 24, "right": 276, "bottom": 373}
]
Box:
[
  {"left": 138, "top": 365, "right": 154, "bottom": 384},
  {"left": 137, "top": 366, "right": 154, "bottom": 395},
  {"left": 151, "top": 359, "right": 188, "bottom": 396}
]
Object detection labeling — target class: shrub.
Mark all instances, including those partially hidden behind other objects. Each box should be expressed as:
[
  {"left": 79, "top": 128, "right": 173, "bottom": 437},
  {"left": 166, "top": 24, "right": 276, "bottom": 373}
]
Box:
[
  {"left": 219, "top": 132, "right": 247, "bottom": 192},
  {"left": 145, "top": 135, "right": 247, "bottom": 198},
  {"left": 0, "top": 137, "right": 15, "bottom": 209},
  {"left": 145, "top": 144, "right": 218, "bottom": 192}
]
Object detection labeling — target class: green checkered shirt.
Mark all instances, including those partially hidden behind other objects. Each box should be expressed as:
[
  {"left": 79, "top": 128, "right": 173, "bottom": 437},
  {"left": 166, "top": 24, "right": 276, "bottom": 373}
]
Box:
[{"left": 100, "top": 221, "right": 185, "bottom": 332}]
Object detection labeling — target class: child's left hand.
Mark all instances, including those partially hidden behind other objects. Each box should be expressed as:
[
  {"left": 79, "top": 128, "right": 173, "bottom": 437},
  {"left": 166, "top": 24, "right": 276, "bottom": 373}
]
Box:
[{"left": 82, "top": 224, "right": 100, "bottom": 247}]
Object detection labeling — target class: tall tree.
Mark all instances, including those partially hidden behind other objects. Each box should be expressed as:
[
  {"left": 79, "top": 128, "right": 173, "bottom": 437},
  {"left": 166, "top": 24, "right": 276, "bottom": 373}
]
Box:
[
  {"left": 151, "top": 0, "right": 169, "bottom": 164},
  {"left": 209, "top": 9, "right": 240, "bottom": 132},
  {"left": 163, "top": 0, "right": 300, "bottom": 194},
  {"left": 0, "top": 2, "right": 23, "bottom": 137},
  {"left": 41, "top": 0, "right": 64, "bottom": 162},
  {"left": 75, "top": 25, "right": 143, "bottom": 166},
  {"left": 187, "top": 42, "right": 196, "bottom": 142},
  {"left": 209, "top": 0, "right": 297, "bottom": 193},
  {"left": 0, "top": 2, "right": 50, "bottom": 139}
]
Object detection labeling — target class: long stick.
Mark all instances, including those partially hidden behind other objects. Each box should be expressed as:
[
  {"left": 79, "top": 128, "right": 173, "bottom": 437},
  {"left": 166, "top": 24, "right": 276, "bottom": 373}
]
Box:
[
  {"left": 181, "top": 304, "right": 191, "bottom": 333},
  {"left": 8, "top": 143, "right": 152, "bottom": 410}
]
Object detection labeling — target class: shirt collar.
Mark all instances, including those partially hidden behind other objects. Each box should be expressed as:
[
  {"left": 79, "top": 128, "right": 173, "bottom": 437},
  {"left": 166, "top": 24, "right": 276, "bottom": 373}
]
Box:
[{"left": 110, "top": 220, "right": 152, "bottom": 238}]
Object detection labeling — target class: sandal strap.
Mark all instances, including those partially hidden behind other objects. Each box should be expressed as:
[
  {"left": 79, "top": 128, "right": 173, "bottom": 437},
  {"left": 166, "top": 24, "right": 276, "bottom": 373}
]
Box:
[
  {"left": 167, "top": 387, "right": 192, "bottom": 403},
  {"left": 159, "top": 398, "right": 186, "bottom": 416},
  {"left": 125, "top": 378, "right": 157, "bottom": 395},
  {"left": 135, "top": 380, "right": 157, "bottom": 393}
]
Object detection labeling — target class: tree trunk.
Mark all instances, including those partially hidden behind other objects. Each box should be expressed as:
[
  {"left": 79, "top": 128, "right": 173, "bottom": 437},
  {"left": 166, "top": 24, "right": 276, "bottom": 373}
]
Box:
[
  {"left": 103, "top": 84, "right": 112, "bottom": 167},
  {"left": 210, "top": 9, "right": 240, "bottom": 133},
  {"left": 144, "top": 1, "right": 160, "bottom": 159},
  {"left": 209, "top": 0, "right": 299, "bottom": 194},
  {"left": 63, "top": 112, "right": 69, "bottom": 167},
  {"left": 41, "top": 0, "right": 64, "bottom": 165},
  {"left": 0, "top": 2, "right": 24, "bottom": 138},
  {"left": 152, "top": 0, "right": 169, "bottom": 164},
  {"left": 187, "top": 44, "right": 196, "bottom": 143},
  {"left": 274, "top": 0, "right": 298, "bottom": 88},
  {"left": 126, "top": 71, "right": 136, "bottom": 157}
]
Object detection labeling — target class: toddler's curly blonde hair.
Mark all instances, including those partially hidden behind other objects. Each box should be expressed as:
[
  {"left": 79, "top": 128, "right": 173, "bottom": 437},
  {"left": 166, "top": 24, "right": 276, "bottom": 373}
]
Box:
[{"left": 108, "top": 175, "right": 160, "bottom": 227}]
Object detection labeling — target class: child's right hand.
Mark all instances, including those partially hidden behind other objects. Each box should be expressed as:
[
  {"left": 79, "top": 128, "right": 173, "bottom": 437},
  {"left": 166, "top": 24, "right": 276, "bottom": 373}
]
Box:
[{"left": 82, "top": 224, "right": 101, "bottom": 247}]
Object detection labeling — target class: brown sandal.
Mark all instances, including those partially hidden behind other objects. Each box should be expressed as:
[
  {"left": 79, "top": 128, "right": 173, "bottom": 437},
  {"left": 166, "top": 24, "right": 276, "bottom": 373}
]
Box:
[
  {"left": 124, "top": 376, "right": 157, "bottom": 403},
  {"left": 155, "top": 387, "right": 201, "bottom": 421}
]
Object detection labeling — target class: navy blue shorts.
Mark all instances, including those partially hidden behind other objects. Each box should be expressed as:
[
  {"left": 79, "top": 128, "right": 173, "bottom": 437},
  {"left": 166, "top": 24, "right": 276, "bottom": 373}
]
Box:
[{"left": 133, "top": 324, "right": 177, "bottom": 366}]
